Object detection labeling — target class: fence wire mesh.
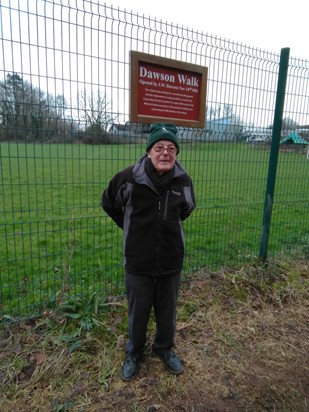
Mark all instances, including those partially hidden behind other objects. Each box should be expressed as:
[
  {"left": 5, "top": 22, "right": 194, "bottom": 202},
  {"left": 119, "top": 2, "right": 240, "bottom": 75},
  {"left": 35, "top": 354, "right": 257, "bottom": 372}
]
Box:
[{"left": 1, "top": 0, "right": 309, "bottom": 318}]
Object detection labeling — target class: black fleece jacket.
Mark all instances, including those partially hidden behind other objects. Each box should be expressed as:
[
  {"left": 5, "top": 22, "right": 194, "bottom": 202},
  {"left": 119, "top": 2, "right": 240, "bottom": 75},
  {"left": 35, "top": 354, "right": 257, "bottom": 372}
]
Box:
[{"left": 102, "top": 155, "right": 195, "bottom": 277}]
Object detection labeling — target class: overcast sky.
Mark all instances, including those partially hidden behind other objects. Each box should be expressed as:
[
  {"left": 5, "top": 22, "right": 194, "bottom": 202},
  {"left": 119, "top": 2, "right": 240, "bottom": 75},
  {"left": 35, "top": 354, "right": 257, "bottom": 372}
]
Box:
[{"left": 107, "top": 0, "right": 309, "bottom": 61}]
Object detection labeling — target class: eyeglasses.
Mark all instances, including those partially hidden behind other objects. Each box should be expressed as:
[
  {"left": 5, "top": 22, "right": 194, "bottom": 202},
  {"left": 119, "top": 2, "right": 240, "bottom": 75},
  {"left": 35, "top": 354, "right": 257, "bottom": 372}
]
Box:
[{"left": 152, "top": 144, "right": 178, "bottom": 154}]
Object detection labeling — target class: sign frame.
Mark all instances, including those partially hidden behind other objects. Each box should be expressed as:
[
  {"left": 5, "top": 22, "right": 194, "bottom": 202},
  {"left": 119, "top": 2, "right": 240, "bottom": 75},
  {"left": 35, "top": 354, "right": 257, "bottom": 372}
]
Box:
[{"left": 129, "top": 51, "right": 207, "bottom": 128}]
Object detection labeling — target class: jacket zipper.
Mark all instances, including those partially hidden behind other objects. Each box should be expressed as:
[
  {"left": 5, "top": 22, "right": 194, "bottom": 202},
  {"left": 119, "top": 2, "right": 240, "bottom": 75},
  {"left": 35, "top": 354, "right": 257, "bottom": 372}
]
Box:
[
  {"left": 154, "top": 197, "right": 162, "bottom": 275},
  {"left": 163, "top": 190, "right": 169, "bottom": 221}
]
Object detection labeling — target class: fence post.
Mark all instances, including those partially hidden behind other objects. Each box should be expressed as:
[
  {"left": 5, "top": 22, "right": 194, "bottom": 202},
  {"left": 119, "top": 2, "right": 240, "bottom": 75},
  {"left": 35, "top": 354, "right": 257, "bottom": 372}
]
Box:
[{"left": 259, "top": 47, "right": 290, "bottom": 262}]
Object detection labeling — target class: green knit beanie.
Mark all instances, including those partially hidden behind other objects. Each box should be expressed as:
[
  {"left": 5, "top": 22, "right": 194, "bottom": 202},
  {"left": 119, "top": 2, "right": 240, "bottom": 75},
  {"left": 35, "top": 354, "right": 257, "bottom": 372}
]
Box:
[{"left": 146, "top": 122, "right": 180, "bottom": 152}]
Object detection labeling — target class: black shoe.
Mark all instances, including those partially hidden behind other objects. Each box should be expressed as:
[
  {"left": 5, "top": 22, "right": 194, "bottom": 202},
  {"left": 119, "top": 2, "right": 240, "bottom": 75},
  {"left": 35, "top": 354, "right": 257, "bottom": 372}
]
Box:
[
  {"left": 120, "top": 353, "right": 140, "bottom": 381},
  {"left": 154, "top": 350, "right": 184, "bottom": 375}
]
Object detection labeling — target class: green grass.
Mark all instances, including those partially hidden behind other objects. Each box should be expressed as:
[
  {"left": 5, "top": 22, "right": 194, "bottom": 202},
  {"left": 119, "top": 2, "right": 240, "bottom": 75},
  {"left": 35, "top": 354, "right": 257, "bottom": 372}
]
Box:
[{"left": 1, "top": 141, "right": 309, "bottom": 318}]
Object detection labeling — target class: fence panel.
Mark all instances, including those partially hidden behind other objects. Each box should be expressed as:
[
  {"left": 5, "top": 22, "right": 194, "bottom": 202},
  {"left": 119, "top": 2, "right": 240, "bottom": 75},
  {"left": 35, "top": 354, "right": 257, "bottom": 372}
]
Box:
[{"left": 0, "top": 0, "right": 308, "bottom": 318}]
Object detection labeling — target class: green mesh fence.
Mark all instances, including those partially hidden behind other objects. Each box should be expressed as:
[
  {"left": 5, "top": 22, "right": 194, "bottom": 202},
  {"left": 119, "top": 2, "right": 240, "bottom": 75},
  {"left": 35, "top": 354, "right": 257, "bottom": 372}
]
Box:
[{"left": 0, "top": 0, "right": 309, "bottom": 319}]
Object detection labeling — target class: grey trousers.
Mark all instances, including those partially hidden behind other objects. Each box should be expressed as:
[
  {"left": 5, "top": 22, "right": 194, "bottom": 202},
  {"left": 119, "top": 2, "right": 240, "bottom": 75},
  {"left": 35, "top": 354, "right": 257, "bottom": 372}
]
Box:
[{"left": 125, "top": 272, "right": 181, "bottom": 355}]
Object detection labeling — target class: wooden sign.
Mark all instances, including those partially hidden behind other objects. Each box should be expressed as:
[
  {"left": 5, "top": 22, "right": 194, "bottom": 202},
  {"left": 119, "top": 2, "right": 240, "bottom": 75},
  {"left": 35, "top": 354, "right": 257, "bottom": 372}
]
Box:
[{"left": 130, "top": 51, "right": 207, "bottom": 128}]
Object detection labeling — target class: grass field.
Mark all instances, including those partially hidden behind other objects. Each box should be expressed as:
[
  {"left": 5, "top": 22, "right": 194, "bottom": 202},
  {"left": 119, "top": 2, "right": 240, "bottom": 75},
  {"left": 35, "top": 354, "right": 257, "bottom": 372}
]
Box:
[{"left": 1, "top": 141, "right": 309, "bottom": 318}]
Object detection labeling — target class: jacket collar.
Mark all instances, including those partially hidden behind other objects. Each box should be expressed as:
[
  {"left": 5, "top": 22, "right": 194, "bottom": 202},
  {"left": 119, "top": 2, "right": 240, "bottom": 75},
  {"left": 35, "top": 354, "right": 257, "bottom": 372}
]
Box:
[{"left": 133, "top": 155, "right": 186, "bottom": 182}]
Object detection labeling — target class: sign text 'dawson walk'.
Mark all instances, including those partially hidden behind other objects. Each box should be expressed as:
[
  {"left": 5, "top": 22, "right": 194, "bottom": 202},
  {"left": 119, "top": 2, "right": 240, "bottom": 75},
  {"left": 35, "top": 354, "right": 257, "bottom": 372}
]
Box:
[{"left": 130, "top": 52, "right": 208, "bottom": 128}]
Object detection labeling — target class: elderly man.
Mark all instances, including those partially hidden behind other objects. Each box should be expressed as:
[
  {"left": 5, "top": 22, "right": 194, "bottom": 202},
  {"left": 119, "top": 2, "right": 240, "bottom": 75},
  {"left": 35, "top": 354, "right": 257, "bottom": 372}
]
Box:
[{"left": 102, "top": 122, "right": 195, "bottom": 381}]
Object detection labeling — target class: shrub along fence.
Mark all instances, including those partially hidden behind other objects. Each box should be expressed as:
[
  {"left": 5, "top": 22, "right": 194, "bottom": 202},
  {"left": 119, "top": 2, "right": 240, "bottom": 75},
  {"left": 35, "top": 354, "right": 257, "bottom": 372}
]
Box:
[{"left": 0, "top": 0, "right": 309, "bottom": 319}]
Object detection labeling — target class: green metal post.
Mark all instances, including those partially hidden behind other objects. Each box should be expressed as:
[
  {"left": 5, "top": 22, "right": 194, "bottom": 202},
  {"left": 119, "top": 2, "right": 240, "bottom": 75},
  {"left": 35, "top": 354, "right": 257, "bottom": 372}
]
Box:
[{"left": 259, "top": 47, "right": 290, "bottom": 262}]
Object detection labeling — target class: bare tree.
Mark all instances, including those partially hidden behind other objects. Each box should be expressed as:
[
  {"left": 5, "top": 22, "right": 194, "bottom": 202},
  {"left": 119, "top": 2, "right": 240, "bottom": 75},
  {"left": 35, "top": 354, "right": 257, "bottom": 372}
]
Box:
[
  {"left": 78, "top": 88, "right": 116, "bottom": 132},
  {"left": 281, "top": 117, "right": 299, "bottom": 131},
  {"left": 0, "top": 72, "right": 68, "bottom": 140},
  {"left": 206, "top": 103, "right": 234, "bottom": 121}
]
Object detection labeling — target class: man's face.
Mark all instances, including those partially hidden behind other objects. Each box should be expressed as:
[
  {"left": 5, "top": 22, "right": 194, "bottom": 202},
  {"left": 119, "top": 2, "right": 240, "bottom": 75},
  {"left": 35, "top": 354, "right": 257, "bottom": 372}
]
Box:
[{"left": 147, "top": 139, "right": 178, "bottom": 175}]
